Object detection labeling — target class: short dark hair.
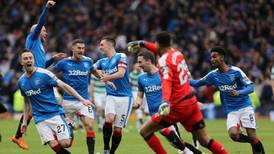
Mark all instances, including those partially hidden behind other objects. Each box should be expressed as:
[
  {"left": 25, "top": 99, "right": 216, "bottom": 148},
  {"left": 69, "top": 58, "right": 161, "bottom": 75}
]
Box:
[
  {"left": 102, "top": 36, "right": 116, "bottom": 47},
  {"left": 156, "top": 31, "right": 172, "bottom": 48},
  {"left": 210, "top": 46, "right": 226, "bottom": 56},
  {"left": 19, "top": 49, "right": 33, "bottom": 61},
  {"left": 137, "top": 50, "right": 155, "bottom": 64},
  {"left": 19, "top": 48, "right": 33, "bottom": 57},
  {"left": 72, "top": 39, "right": 85, "bottom": 46}
]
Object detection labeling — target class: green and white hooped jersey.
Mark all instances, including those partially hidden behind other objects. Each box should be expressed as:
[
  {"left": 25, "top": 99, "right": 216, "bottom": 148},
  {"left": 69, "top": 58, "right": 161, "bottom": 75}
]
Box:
[
  {"left": 130, "top": 70, "right": 139, "bottom": 92},
  {"left": 91, "top": 75, "right": 106, "bottom": 94},
  {"left": 271, "top": 66, "right": 274, "bottom": 80}
]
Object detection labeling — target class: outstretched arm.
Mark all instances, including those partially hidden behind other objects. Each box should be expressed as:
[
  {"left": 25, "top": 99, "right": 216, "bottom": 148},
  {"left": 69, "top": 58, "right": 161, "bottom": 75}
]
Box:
[
  {"left": 144, "top": 42, "right": 158, "bottom": 54},
  {"left": 58, "top": 80, "right": 94, "bottom": 107},
  {"left": 45, "top": 53, "right": 67, "bottom": 68},
  {"left": 30, "top": 1, "right": 56, "bottom": 40},
  {"left": 127, "top": 41, "right": 158, "bottom": 54},
  {"left": 189, "top": 79, "right": 208, "bottom": 87}
]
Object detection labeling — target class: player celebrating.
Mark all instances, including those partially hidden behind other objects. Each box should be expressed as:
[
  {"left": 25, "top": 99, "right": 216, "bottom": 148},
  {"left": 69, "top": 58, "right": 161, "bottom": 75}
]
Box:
[
  {"left": 19, "top": 49, "right": 92, "bottom": 154},
  {"left": 127, "top": 31, "right": 228, "bottom": 154},
  {"left": 130, "top": 63, "right": 149, "bottom": 129},
  {"left": 12, "top": 0, "right": 66, "bottom": 150},
  {"left": 134, "top": 51, "right": 203, "bottom": 154},
  {"left": 52, "top": 39, "right": 114, "bottom": 154},
  {"left": 189, "top": 47, "right": 265, "bottom": 154},
  {"left": 94, "top": 36, "right": 133, "bottom": 154}
]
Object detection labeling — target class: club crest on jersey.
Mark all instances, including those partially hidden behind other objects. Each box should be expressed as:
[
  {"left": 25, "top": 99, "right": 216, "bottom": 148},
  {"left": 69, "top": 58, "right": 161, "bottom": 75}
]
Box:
[
  {"left": 34, "top": 79, "right": 41, "bottom": 85},
  {"left": 83, "top": 62, "right": 90, "bottom": 68},
  {"left": 230, "top": 76, "right": 235, "bottom": 82}
]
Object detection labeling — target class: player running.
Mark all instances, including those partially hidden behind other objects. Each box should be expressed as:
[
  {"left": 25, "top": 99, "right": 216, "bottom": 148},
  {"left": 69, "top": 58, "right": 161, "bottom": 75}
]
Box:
[
  {"left": 127, "top": 31, "right": 228, "bottom": 154},
  {"left": 134, "top": 50, "right": 203, "bottom": 154},
  {"left": 52, "top": 39, "right": 115, "bottom": 154},
  {"left": 190, "top": 47, "right": 265, "bottom": 154},
  {"left": 130, "top": 63, "right": 149, "bottom": 129},
  {"left": 94, "top": 36, "right": 133, "bottom": 154},
  {"left": 12, "top": 0, "right": 66, "bottom": 150},
  {"left": 19, "top": 49, "right": 92, "bottom": 154}
]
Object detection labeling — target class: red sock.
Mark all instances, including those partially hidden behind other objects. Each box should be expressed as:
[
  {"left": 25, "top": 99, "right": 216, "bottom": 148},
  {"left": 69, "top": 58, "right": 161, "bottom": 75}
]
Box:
[
  {"left": 145, "top": 134, "right": 167, "bottom": 154},
  {"left": 208, "top": 139, "right": 228, "bottom": 154},
  {"left": 87, "top": 132, "right": 95, "bottom": 138},
  {"left": 27, "top": 115, "right": 32, "bottom": 121},
  {"left": 159, "top": 128, "right": 172, "bottom": 136},
  {"left": 252, "top": 137, "right": 260, "bottom": 144}
]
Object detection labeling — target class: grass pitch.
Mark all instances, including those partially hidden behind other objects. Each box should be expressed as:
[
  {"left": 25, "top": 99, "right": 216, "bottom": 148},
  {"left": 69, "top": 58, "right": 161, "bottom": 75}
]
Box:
[{"left": 0, "top": 118, "right": 273, "bottom": 154}]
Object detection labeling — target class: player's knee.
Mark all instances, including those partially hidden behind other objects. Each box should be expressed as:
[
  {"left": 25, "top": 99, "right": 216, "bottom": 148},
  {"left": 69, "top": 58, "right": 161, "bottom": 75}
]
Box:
[
  {"left": 229, "top": 132, "right": 239, "bottom": 141},
  {"left": 104, "top": 116, "right": 114, "bottom": 124},
  {"left": 59, "top": 139, "right": 72, "bottom": 148},
  {"left": 83, "top": 121, "right": 94, "bottom": 132},
  {"left": 113, "top": 129, "right": 122, "bottom": 137},
  {"left": 48, "top": 140, "right": 59, "bottom": 148},
  {"left": 139, "top": 127, "right": 146, "bottom": 137},
  {"left": 139, "top": 127, "right": 151, "bottom": 138},
  {"left": 198, "top": 138, "right": 209, "bottom": 147}
]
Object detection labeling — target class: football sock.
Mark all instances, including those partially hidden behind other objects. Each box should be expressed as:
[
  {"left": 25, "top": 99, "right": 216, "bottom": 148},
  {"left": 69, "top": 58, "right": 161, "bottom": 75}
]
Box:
[
  {"left": 251, "top": 138, "right": 265, "bottom": 154},
  {"left": 103, "top": 122, "right": 113, "bottom": 150},
  {"left": 52, "top": 144, "right": 71, "bottom": 154},
  {"left": 15, "top": 115, "right": 32, "bottom": 139},
  {"left": 138, "top": 118, "right": 144, "bottom": 125},
  {"left": 87, "top": 132, "right": 95, "bottom": 154},
  {"left": 136, "top": 109, "right": 143, "bottom": 125},
  {"left": 144, "top": 133, "right": 167, "bottom": 154},
  {"left": 173, "top": 124, "right": 181, "bottom": 138},
  {"left": 207, "top": 139, "right": 228, "bottom": 154},
  {"left": 184, "top": 142, "right": 202, "bottom": 154},
  {"left": 98, "top": 115, "right": 104, "bottom": 130},
  {"left": 234, "top": 133, "right": 254, "bottom": 143},
  {"left": 160, "top": 129, "right": 185, "bottom": 150},
  {"left": 110, "top": 130, "right": 122, "bottom": 154}
]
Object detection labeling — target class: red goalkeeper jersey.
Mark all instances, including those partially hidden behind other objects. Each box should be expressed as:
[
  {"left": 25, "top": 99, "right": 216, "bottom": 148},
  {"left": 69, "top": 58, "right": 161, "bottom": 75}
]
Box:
[{"left": 144, "top": 42, "right": 195, "bottom": 106}]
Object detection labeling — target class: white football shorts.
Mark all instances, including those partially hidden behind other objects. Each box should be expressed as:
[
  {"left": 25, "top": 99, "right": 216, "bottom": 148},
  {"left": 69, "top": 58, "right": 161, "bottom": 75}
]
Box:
[
  {"left": 94, "top": 93, "right": 106, "bottom": 108},
  {"left": 62, "top": 100, "right": 95, "bottom": 119},
  {"left": 227, "top": 106, "right": 256, "bottom": 130},
  {"left": 35, "top": 114, "right": 72, "bottom": 145},
  {"left": 105, "top": 95, "right": 133, "bottom": 128}
]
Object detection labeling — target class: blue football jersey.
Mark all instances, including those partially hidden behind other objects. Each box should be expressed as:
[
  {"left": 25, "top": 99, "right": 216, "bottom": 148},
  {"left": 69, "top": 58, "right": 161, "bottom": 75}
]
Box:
[
  {"left": 52, "top": 56, "right": 94, "bottom": 100},
  {"left": 18, "top": 68, "right": 63, "bottom": 123},
  {"left": 94, "top": 53, "right": 132, "bottom": 97},
  {"left": 190, "top": 66, "right": 253, "bottom": 115},
  {"left": 138, "top": 72, "right": 162, "bottom": 115},
  {"left": 25, "top": 32, "right": 47, "bottom": 68}
]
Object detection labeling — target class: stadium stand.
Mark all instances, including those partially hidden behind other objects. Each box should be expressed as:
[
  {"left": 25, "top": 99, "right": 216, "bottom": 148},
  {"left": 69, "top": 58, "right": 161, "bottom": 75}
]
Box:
[{"left": 0, "top": 0, "right": 273, "bottom": 116}]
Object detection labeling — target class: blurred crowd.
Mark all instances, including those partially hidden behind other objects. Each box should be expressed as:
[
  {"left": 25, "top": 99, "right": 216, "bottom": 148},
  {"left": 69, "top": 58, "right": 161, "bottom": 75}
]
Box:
[{"left": 0, "top": 0, "right": 273, "bottom": 116}]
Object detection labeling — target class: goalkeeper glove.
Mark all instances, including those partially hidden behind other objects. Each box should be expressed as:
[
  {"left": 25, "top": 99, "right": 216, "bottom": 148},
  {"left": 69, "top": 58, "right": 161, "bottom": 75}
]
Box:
[
  {"left": 158, "top": 101, "right": 170, "bottom": 116},
  {"left": 127, "top": 40, "right": 146, "bottom": 53}
]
